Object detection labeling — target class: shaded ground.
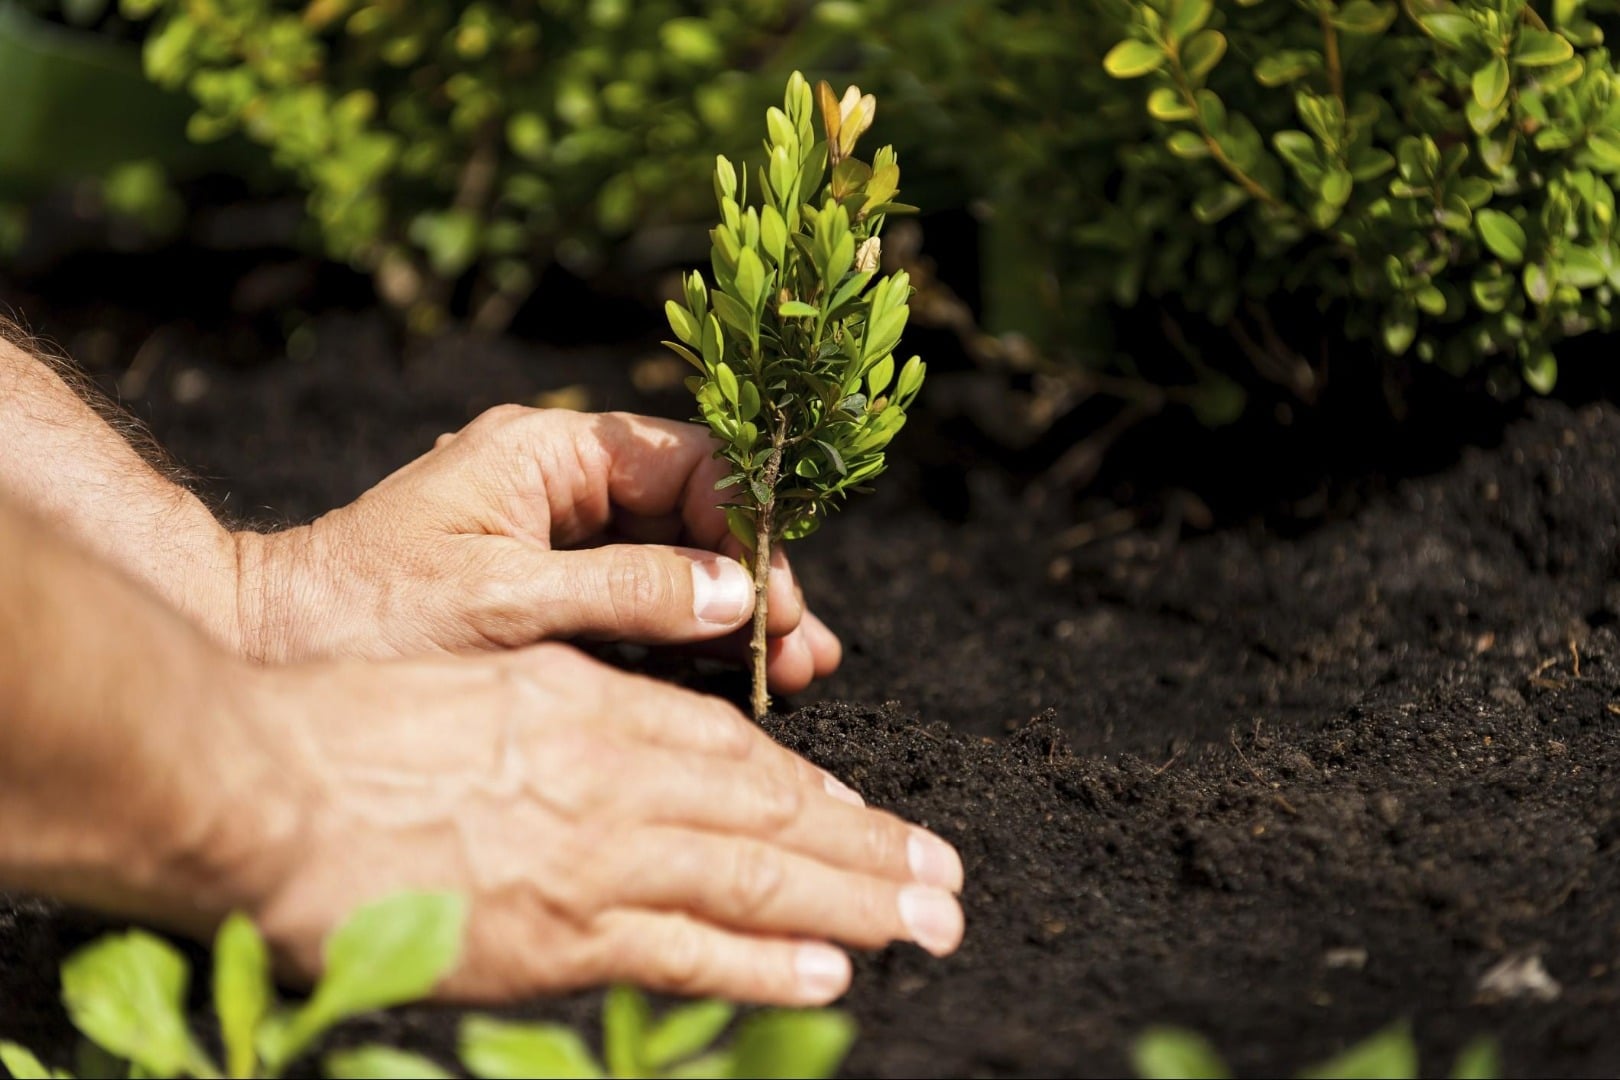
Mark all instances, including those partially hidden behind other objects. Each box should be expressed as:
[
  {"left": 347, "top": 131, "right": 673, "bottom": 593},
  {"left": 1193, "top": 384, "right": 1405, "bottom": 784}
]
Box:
[{"left": 2, "top": 309, "right": 1619, "bottom": 1077}]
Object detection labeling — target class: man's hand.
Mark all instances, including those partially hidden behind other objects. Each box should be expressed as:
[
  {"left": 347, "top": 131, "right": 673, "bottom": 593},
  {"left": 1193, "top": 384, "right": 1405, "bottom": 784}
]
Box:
[
  {"left": 240, "top": 644, "right": 963, "bottom": 1005},
  {"left": 238, "top": 407, "right": 840, "bottom": 692},
  {"left": 0, "top": 498, "right": 963, "bottom": 1006}
]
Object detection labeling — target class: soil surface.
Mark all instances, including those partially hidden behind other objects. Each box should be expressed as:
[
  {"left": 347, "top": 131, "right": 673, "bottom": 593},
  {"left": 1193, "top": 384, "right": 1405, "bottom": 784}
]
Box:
[{"left": 3, "top": 307, "right": 1620, "bottom": 1078}]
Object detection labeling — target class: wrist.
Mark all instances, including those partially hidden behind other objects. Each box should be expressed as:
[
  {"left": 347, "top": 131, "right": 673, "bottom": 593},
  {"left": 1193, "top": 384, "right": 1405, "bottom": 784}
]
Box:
[{"left": 232, "top": 525, "right": 332, "bottom": 663}]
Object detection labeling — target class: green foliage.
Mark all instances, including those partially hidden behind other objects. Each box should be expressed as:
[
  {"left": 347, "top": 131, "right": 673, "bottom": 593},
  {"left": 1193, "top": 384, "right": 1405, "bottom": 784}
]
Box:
[
  {"left": 457, "top": 987, "right": 856, "bottom": 1079},
  {"left": 1132, "top": 1024, "right": 1501, "bottom": 1079},
  {"left": 0, "top": 891, "right": 468, "bottom": 1080},
  {"left": 850, "top": 0, "right": 1620, "bottom": 401},
  {"left": 0, "top": 903, "right": 851, "bottom": 1080},
  {"left": 110, "top": 0, "right": 831, "bottom": 328},
  {"left": 665, "top": 71, "right": 924, "bottom": 717}
]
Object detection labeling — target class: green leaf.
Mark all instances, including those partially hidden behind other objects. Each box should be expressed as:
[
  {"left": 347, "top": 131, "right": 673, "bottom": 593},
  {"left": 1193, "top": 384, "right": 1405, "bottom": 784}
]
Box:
[
  {"left": 1192, "top": 184, "right": 1248, "bottom": 224},
  {"left": 1471, "top": 56, "right": 1510, "bottom": 111},
  {"left": 716, "top": 362, "right": 740, "bottom": 407},
  {"left": 734, "top": 247, "right": 767, "bottom": 312},
  {"left": 1300, "top": 1025, "right": 1419, "bottom": 1080},
  {"left": 1383, "top": 305, "right": 1417, "bottom": 355},
  {"left": 1166, "top": 0, "right": 1212, "bottom": 46},
  {"left": 1321, "top": 167, "right": 1353, "bottom": 208},
  {"left": 1450, "top": 1038, "right": 1500, "bottom": 1080},
  {"left": 867, "top": 354, "right": 896, "bottom": 396},
  {"left": 710, "top": 291, "right": 756, "bottom": 337},
  {"left": 1131, "top": 1027, "right": 1230, "bottom": 1079},
  {"left": 1586, "top": 130, "right": 1620, "bottom": 171},
  {"left": 277, "top": 892, "right": 466, "bottom": 1067},
  {"left": 1564, "top": 245, "right": 1608, "bottom": 288},
  {"left": 1182, "top": 30, "right": 1227, "bottom": 81},
  {"left": 60, "top": 931, "right": 202, "bottom": 1078},
  {"left": 724, "top": 506, "right": 757, "bottom": 552},
  {"left": 895, "top": 356, "right": 926, "bottom": 402},
  {"left": 727, "top": 1011, "right": 856, "bottom": 1079},
  {"left": 1416, "top": 284, "right": 1447, "bottom": 315},
  {"left": 666, "top": 301, "right": 700, "bottom": 347},
  {"left": 643, "top": 1001, "right": 736, "bottom": 1071},
  {"left": 1147, "top": 87, "right": 1195, "bottom": 121},
  {"left": 1167, "top": 131, "right": 1210, "bottom": 159},
  {"left": 1523, "top": 262, "right": 1553, "bottom": 304},
  {"left": 603, "top": 985, "right": 650, "bottom": 1078},
  {"left": 1419, "top": 13, "right": 1476, "bottom": 49},
  {"left": 213, "top": 914, "right": 270, "bottom": 1080},
  {"left": 1472, "top": 271, "right": 1514, "bottom": 312},
  {"left": 1524, "top": 351, "right": 1558, "bottom": 394},
  {"left": 1515, "top": 29, "right": 1574, "bottom": 67},
  {"left": 760, "top": 205, "right": 787, "bottom": 266},
  {"left": 778, "top": 300, "right": 819, "bottom": 318},
  {"left": 1102, "top": 39, "right": 1165, "bottom": 79},
  {"left": 1477, "top": 208, "right": 1526, "bottom": 262},
  {"left": 460, "top": 1017, "right": 605, "bottom": 1080},
  {"left": 0, "top": 1043, "right": 55, "bottom": 1080},
  {"left": 1333, "top": 1, "right": 1396, "bottom": 34},
  {"left": 1254, "top": 51, "right": 1317, "bottom": 87},
  {"left": 325, "top": 1046, "right": 456, "bottom": 1079}
]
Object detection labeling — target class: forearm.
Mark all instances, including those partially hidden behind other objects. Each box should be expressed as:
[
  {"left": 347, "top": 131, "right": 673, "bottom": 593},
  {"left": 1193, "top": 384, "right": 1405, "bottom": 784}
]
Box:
[
  {"left": 0, "top": 496, "right": 299, "bottom": 931},
  {"left": 0, "top": 328, "right": 248, "bottom": 653}
]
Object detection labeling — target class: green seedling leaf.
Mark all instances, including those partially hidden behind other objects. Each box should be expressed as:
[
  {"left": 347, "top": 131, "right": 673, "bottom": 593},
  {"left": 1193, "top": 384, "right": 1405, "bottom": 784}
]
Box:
[
  {"left": 603, "top": 984, "right": 650, "bottom": 1077},
  {"left": 1476, "top": 208, "right": 1527, "bottom": 263},
  {"left": 642, "top": 1000, "right": 736, "bottom": 1070},
  {"left": 1450, "top": 1037, "right": 1500, "bottom": 1080},
  {"left": 460, "top": 1017, "right": 605, "bottom": 1080},
  {"left": 1131, "top": 1027, "right": 1230, "bottom": 1079},
  {"left": 1103, "top": 39, "right": 1165, "bottom": 79},
  {"left": 1299, "top": 1024, "right": 1418, "bottom": 1079},
  {"left": 1147, "top": 87, "right": 1195, "bottom": 121},
  {"left": 727, "top": 1010, "right": 856, "bottom": 1079},
  {"left": 213, "top": 913, "right": 271, "bottom": 1079},
  {"left": 778, "top": 300, "right": 819, "bottom": 317},
  {"left": 1525, "top": 350, "right": 1558, "bottom": 393},
  {"left": 0, "top": 1042, "right": 58, "bottom": 1080},
  {"left": 1420, "top": 13, "right": 1476, "bottom": 49},
  {"left": 324, "top": 1046, "right": 456, "bottom": 1079},
  {"left": 60, "top": 930, "right": 209, "bottom": 1078},
  {"left": 273, "top": 892, "right": 466, "bottom": 1068},
  {"left": 734, "top": 247, "right": 767, "bottom": 312}
]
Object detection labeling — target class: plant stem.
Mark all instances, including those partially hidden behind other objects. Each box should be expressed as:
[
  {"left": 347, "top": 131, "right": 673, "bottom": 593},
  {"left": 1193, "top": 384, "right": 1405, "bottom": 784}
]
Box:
[
  {"left": 1319, "top": 6, "right": 1346, "bottom": 106},
  {"left": 750, "top": 438, "right": 784, "bottom": 722}
]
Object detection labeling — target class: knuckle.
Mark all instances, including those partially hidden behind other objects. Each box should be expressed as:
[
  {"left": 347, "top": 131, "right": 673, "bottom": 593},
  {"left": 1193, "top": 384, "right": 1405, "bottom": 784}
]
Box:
[
  {"left": 467, "top": 402, "right": 528, "bottom": 435},
  {"left": 726, "top": 841, "right": 786, "bottom": 918},
  {"left": 606, "top": 551, "right": 676, "bottom": 629},
  {"left": 650, "top": 919, "right": 709, "bottom": 994},
  {"left": 752, "top": 773, "right": 803, "bottom": 834},
  {"left": 863, "top": 813, "right": 907, "bottom": 875}
]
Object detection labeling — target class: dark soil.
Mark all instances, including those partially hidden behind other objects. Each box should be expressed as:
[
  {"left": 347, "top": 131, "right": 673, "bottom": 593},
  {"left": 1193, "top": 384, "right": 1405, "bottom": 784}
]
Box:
[{"left": 3, "top": 307, "right": 1620, "bottom": 1078}]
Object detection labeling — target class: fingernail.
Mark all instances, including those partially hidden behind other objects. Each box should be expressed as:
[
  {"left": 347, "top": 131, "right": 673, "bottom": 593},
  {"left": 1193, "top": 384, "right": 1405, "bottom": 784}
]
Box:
[
  {"left": 691, "top": 558, "right": 753, "bottom": 625},
  {"left": 898, "top": 885, "right": 964, "bottom": 957},
  {"left": 795, "top": 943, "right": 851, "bottom": 1002},
  {"left": 823, "top": 773, "right": 865, "bottom": 807},
  {"left": 907, "top": 831, "right": 964, "bottom": 892}
]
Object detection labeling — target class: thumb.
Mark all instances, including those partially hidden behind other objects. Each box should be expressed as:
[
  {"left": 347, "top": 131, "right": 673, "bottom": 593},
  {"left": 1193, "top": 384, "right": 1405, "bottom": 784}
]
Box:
[{"left": 527, "top": 544, "right": 757, "bottom": 643}]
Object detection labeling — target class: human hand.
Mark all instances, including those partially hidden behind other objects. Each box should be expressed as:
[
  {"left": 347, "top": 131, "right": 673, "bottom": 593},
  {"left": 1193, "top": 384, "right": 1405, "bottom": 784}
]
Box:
[
  {"left": 233, "top": 643, "right": 964, "bottom": 1004},
  {"left": 235, "top": 407, "right": 839, "bottom": 692}
]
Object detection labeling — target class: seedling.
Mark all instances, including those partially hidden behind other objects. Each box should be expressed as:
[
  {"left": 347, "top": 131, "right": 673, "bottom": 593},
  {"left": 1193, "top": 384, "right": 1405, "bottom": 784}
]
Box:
[
  {"left": 0, "top": 890, "right": 468, "bottom": 1079},
  {"left": 0, "top": 897, "right": 855, "bottom": 1080},
  {"left": 1132, "top": 1022, "right": 1499, "bottom": 1079},
  {"left": 665, "top": 72, "right": 925, "bottom": 720}
]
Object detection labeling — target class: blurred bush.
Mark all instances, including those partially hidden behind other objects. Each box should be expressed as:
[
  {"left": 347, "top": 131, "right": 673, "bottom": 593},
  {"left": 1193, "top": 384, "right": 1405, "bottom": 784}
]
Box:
[
  {"left": 103, "top": 0, "right": 840, "bottom": 331},
  {"left": 10, "top": 0, "right": 1620, "bottom": 415},
  {"left": 852, "top": 0, "right": 1620, "bottom": 408}
]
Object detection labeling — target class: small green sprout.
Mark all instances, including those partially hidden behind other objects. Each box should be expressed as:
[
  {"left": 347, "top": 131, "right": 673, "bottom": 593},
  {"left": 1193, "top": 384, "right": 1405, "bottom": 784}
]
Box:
[
  {"left": 0, "top": 890, "right": 467, "bottom": 1080},
  {"left": 1132, "top": 1022, "right": 1500, "bottom": 1080},
  {"left": 0, "top": 897, "right": 854, "bottom": 1080},
  {"left": 664, "top": 72, "right": 925, "bottom": 720}
]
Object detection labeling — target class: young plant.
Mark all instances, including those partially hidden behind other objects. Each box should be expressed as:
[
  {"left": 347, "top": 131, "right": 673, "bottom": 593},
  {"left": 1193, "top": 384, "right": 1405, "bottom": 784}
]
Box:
[
  {"left": 1132, "top": 1022, "right": 1500, "bottom": 1079},
  {"left": 0, "top": 899, "right": 856, "bottom": 1080},
  {"left": 664, "top": 72, "right": 925, "bottom": 720},
  {"left": 0, "top": 891, "right": 468, "bottom": 1080},
  {"left": 442, "top": 984, "right": 855, "bottom": 1080}
]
